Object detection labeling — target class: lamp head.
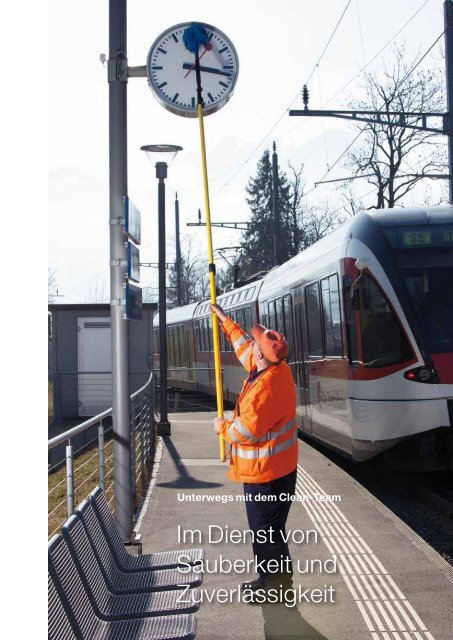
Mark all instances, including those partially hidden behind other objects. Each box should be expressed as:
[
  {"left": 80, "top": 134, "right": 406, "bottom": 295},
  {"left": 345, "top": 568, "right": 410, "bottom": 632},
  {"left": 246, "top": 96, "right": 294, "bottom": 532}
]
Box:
[{"left": 140, "top": 144, "right": 183, "bottom": 167}]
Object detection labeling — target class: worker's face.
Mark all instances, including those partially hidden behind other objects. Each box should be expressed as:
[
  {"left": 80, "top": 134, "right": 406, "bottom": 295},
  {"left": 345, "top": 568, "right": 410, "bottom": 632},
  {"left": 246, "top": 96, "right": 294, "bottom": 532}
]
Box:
[{"left": 252, "top": 340, "right": 264, "bottom": 362}]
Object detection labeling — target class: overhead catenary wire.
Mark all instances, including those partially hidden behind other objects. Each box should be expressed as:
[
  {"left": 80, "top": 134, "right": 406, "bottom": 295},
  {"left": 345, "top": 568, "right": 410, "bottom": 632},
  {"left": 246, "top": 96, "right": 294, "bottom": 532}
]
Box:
[
  {"left": 212, "top": 0, "right": 432, "bottom": 197},
  {"left": 212, "top": 0, "right": 354, "bottom": 196},
  {"left": 281, "top": 0, "right": 433, "bottom": 140},
  {"left": 304, "top": 27, "right": 446, "bottom": 198}
]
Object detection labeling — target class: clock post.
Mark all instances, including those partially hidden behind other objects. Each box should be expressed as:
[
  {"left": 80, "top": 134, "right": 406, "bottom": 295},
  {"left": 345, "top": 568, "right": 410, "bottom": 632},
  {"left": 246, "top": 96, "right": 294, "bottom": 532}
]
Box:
[{"left": 145, "top": 21, "right": 239, "bottom": 461}]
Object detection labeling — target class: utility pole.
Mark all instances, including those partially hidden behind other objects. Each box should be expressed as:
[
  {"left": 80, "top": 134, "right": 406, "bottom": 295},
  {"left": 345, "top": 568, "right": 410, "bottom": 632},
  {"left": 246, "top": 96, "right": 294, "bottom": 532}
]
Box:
[
  {"left": 272, "top": 141, "right": 281, "bottom": 266},
  {"left": 175, "top": 192, "right": 182, "bottom": 306},
  {"left": 108, "top": 0, "right": 132, "bottom": 540},
  {"left": 444, "top": 0, "right": 453, "bottom": 202}
]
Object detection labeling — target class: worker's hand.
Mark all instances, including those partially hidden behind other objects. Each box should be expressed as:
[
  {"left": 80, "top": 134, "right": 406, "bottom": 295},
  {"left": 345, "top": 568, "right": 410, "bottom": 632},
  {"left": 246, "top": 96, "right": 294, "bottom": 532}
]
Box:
[
  {"left": 214, "top": 417, "right": 224, "bottom": 434},
  {"left": 211, "top": 304, "right": 227, "bottom": 323}
]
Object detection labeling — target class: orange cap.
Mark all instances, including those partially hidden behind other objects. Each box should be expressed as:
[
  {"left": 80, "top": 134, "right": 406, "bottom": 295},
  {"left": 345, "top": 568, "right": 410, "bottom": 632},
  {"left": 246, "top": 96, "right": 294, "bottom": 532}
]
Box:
[{"left": 251, "top": 324, "right": 288, "bottom": 363}]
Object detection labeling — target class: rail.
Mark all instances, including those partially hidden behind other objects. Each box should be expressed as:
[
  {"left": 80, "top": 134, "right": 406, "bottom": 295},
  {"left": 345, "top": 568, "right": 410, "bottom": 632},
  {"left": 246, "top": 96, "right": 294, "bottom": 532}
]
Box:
[{"left": 48, "top": 372, "right": 155, "bottom": 538}]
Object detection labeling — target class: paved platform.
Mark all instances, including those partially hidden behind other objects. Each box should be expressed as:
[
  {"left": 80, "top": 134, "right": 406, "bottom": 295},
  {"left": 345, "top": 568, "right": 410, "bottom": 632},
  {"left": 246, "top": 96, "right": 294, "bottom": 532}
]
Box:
[{"left": 138, "top": 412, "right": 453, "bottom": 640}]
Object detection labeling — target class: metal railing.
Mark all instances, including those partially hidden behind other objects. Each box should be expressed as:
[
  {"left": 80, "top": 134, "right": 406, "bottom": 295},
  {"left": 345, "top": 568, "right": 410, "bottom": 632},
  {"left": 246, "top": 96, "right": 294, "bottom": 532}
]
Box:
[{"left": 48, "top": 372, "right": 155, "bottom": 538}]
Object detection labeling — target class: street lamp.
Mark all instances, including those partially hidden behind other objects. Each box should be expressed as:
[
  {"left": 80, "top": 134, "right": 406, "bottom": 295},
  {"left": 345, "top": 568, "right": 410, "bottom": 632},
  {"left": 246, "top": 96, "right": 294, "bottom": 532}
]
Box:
[{"left": 141, "top": 144, "right": 182, "bottom": 436}]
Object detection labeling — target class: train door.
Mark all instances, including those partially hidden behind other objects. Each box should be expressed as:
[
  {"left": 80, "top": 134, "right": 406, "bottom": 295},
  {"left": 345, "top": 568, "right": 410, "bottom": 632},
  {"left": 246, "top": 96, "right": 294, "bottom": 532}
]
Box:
[{"left": 291, "top": 286, "right": 311, "bottom": 429}]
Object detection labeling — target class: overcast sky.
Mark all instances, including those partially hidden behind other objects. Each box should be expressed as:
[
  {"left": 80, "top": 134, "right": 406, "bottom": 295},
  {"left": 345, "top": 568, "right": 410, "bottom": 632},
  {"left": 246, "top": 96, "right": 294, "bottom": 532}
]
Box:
[{"left": 49, "top": 0, "right": 445, "bottom": 303}]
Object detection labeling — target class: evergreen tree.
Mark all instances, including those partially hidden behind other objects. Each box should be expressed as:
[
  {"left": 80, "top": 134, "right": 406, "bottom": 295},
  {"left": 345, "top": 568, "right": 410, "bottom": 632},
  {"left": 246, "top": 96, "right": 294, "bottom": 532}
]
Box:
[{"left": 240, "top": 149, "right": 293, "bottom": 279}]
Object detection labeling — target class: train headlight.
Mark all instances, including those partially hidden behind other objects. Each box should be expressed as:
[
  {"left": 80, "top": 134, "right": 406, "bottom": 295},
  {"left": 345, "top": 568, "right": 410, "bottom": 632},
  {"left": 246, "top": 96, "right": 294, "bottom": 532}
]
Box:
[{"left": 404, "top": 366, "right": 439, "bottom": 384}]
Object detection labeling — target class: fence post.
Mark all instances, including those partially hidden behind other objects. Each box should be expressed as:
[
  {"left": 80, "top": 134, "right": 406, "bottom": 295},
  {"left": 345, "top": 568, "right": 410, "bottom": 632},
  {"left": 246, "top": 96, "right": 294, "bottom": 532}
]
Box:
[
  {"left": 98, "top": 420, "right": 105, "bottom": 491},
  {"left": 130, "top": 397, "right": 136, "bottom": 500},
  {"left": 66, "top": 441, "right": 74, "bottom": 516},
  {"left": 140, "top": 395, "right": 146, "bottom": 487}
]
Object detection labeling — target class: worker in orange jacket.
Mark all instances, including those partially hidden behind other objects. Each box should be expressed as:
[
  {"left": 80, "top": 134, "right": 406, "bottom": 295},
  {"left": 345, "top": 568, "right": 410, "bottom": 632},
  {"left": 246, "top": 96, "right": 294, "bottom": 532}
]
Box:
[{"left": 211, "top": 304, "right": 298, "bottom": 596}]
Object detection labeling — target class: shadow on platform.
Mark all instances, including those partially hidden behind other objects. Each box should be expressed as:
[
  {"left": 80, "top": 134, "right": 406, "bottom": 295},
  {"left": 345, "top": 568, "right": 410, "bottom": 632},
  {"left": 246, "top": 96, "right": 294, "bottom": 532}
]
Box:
[
  {"left": 157, "top": 435, "right": 223, "bottom": 490},
  {"left": 261, "top": 602, "right": 328, "bottom": 640}
]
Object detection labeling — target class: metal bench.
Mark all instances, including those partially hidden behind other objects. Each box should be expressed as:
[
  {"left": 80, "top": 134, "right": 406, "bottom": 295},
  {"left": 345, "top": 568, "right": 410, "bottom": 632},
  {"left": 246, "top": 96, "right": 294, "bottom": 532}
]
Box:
[
  {"left": 48, "top": 557, "right": 197, "bottom": 640},
  {"left": 90, "top": 487, "right": 204, "bottom": 572},
  {"left": 73, "top": 501, "right": 202, "bottom": 594},
  {"left": 59, "top": 515, "right": 200, "bottom": 619},
  {"left": 48, "top": 571, "right": 78, "bottom": 639}
]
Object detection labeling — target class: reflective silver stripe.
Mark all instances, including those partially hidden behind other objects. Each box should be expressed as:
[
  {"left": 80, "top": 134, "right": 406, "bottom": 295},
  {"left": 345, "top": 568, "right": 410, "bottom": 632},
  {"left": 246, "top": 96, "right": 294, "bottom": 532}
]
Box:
[
  {"left": 234, "top": 430, "right": 298, "bottom": 460},
  {"left": 233, "top": 417, "right": 258, "bottom": 443},
  {"left": 257, "top": 418, "right": 298, "bottom": 443},
  {"left": 227, "top": 423, "right": 242, "bottom": 443},
  {"left": 232, "top": 335, "right": 251, "bottom": 351},
  {"left": 238, "top": 344, "right": 253, "bottom": 366}
]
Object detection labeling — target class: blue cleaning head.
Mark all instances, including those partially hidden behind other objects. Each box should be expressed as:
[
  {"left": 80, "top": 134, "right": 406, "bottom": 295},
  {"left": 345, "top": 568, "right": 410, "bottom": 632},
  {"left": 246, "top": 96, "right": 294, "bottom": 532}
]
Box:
[{"left": 183, "top": 23, "right": 210, "bottom": 53}]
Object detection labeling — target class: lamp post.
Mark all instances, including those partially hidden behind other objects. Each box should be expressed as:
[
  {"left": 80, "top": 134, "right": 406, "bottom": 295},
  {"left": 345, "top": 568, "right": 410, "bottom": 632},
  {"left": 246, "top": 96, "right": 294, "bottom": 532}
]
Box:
[{"left": 141, "top": 144, "right": 182, "bottom": 436}]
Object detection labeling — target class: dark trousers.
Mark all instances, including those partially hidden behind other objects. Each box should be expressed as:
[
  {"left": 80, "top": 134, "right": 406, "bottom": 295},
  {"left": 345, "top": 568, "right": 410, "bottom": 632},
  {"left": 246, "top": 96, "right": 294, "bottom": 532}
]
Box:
[{"left": 243, "top": 468, "right": 297, "bottom": 578}]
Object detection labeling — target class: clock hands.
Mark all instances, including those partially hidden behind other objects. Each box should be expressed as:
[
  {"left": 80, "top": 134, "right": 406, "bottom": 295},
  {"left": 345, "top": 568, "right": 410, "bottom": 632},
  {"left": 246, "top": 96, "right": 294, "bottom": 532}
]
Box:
[
  {"left": 183, "top": 43, "right": 212, "bottom": 78},
  {"left": 182, "top": 63, "right": 232, "bottom": 78}
]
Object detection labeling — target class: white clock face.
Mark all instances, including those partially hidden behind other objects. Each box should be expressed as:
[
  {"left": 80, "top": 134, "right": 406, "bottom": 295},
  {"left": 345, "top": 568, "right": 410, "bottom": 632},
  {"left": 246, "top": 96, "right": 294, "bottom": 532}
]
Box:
[{"left": 146, "top": 22, "right": 239, "bottom": 118}]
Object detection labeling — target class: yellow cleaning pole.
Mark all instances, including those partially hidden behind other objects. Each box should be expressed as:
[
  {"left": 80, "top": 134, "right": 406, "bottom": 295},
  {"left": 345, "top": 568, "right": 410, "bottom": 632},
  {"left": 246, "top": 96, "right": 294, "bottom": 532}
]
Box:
[{"left": 197, "top": 103, "right": 226, "bottom": 462}]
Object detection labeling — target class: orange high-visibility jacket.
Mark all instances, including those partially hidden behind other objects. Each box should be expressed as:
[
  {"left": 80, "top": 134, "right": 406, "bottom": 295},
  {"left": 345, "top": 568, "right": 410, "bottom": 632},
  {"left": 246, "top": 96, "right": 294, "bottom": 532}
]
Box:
[{"left": 218, "top": 317, "right": 298, "bottom": 483}]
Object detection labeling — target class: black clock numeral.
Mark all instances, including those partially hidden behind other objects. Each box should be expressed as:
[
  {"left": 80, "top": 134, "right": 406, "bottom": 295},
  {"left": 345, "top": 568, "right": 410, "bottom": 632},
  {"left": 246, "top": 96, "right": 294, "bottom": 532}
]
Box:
[
  {"left": 172, "top": 93, "right": 179, "bottom": 103},
  {"left": 207, "top": 92, "right": 214, "bottom": 102},
  {"left": 172, "top": 33, "right": 178, "bottom": 43},
  {"left": 218, "top": 46, "right": 228, "bottom": 54},
  {"left": 157, "top": 47, "right": 167, "bottom": 54},
  {"left": 157, "top": 81, "right": 167, "bottom": 89},
  {"left": 223, "top": 65, "right": 233, "bottom": 69},
  {"left": 219, "top": 81, "right": 229, "bottom": 88},
  {"left": 191, "top": 97, "right": 196, "bottom": 108},
  {"left": 152, "top": 66, "right": 163, "bottom": 70}
]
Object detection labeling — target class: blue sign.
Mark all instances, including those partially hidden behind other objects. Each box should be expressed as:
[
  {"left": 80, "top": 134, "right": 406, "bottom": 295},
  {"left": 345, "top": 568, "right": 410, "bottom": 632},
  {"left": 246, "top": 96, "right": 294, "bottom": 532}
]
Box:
[
  {"left": 124, "top": 196, "right": 141, "bottom": 245},
  {"left": 128, "top": 242, "right": 140, "bottom": 283},
  {"left": 126, "top": 283, "right": 143, "bottom": 321}
]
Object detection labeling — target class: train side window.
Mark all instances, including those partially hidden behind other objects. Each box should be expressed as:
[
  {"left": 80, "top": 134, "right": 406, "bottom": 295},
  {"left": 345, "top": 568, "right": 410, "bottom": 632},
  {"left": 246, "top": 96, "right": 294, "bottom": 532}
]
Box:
[
  {"left": 244, "top": 307, "right": 252, "bottom": 334},
  {"left": 197, "top": 320, "right": 202, "bottom": 352},
  {"left": 343, "top": 276, "right": 359, "bottom": 365},
  {"left": 153, "top": 328, "right": 159, "bottom": 355},
  {"left": 206, "top": 318, "right": 212, "bottom": 352},
  {"left": 237, "top": 307, "right": 245, "bottom": 329},
  {"left": 321, "top": 275, "right": 343, "bottom": 357},
  {"left": 167, "top": 327, "right": 173, "bottom": 365},
  {"left": 359, "top": 274, "right": 413, "bottom": 368},
  {"left": 268, "top": 301, "right": 277, "bottom": 331},
  {"left": 172, "top": 327, "right": 178, "bottom": 367},
  {"left": 199, "top": 319, "right": 205, "bottom": 352},
  {"left": 178, "top": 325, "right": 184, "bottom": 366},
  {"left": 305, "top": 282, "right": 323, "bottom": 357},
  {"left": 283, "top": 295, "right": 294, "bottom": 362},
  {"left": 276, "top": 297, "right": 285, "bottom": 334},
  {"left": 220, "top": 324, "right": 225, "bottom": 352}
]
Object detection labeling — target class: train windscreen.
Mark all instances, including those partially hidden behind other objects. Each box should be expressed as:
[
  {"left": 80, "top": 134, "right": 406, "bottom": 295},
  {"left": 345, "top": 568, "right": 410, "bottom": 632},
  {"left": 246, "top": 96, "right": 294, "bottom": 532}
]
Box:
[{"left": 395, "top": 250, "right": 453, "bottom": 354}]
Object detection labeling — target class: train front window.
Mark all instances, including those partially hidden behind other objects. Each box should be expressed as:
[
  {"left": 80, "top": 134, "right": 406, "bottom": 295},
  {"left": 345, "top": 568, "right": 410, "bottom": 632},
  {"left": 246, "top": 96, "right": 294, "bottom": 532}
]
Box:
[
  {"left": 359, "top": 274, "right": 412, "bottom": 368},
  {"left": 396, "top": 250, "right": 453, "bottom": 354}
]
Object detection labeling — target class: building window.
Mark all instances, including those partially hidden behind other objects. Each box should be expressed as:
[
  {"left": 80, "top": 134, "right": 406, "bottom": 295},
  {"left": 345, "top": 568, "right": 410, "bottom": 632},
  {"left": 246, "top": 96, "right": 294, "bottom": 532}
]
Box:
[
  {"left": 321, "top": 274, "right": 343, "bottom": 357},
  {"left": 305, "top": 282, "right": 323, "bottom": 357},
  {"left": 359, "top": 274, "right": 413, "bottom": 368}
]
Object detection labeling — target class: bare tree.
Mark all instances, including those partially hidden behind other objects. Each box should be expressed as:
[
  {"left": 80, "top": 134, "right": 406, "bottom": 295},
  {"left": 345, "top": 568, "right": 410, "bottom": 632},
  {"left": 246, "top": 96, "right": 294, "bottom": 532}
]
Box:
[
  {"left": 287, "top": 164, "right": 344, "bottom": 246},
  {"left": 167, "top": 236, "right": 209, "bottom": 307},
  {"left": 344, "top": 45, "right": 446, "bottom": 209},
  {"left": 85, "top": 276, "right": 107, "bottom": 303}
]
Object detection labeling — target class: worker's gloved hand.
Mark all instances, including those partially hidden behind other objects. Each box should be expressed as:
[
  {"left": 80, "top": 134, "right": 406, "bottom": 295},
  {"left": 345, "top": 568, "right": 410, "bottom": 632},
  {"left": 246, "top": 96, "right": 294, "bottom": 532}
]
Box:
[
  {"left": 214, "top": 417, "right": 224, "bottom": 434},
  {"left": 211, "top": 304, "right": 227, "bottom": 323}
]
